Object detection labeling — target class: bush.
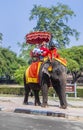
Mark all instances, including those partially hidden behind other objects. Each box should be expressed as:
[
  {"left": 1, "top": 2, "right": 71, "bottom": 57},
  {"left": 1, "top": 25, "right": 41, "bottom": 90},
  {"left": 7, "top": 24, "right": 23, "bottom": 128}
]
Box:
[
  {"left": 0, "top": 87, "right": 24, "bottom": 95},
  {"left": 65, "top": 88, "right": 83, "bottom": 97},
  {"left": 0, "top": 86, "right": 83, "bottom": 97},
  {"left": 77, "top": 88, "right": 83, "bottom": 97},
  {"left": 48, "top": 87, "right": 56, "bottom": 96},
  {"left": 48, "top": 87, "right": 83, "bottom": 97}
]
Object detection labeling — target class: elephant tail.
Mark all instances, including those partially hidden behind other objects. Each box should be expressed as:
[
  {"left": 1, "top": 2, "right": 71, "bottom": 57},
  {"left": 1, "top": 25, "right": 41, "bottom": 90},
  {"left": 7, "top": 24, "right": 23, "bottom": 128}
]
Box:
[{"left": 23, "top": 72, "right": 26, "bottom": 86}]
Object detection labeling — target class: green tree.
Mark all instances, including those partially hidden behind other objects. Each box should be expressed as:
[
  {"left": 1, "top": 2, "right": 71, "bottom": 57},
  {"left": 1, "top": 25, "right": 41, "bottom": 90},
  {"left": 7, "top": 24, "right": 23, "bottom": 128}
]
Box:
[
  {"left": 0, "top": 47, "right": 26, "bottom": 83},
  {"left": 14, "top": 66, "right": 28, "bottom": 85},
  {"left": 29, "top": 3, "right": 79, "bottom": 48},
  {"left": 18, "top": 42, "right": 35, "bottom": 64},
  {"left": 59, "top": 46, "right": 83, "bottom": 83}
]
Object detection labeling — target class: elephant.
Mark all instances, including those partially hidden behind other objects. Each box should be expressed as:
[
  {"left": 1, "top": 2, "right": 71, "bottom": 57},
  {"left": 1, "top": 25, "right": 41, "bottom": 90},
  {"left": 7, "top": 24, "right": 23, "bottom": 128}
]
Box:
[{"left": 23, "top": 59, "right": 67, "bottom": 109}]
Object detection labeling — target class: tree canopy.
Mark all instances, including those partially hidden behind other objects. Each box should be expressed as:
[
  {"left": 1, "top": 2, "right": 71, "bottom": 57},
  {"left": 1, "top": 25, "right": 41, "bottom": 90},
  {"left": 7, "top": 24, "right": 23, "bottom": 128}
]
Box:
[
  {"left": 59, "top": 45, "right": 83, "bottom": 83},
  {"left": 0, "top": 47, "right": 26, "bottom": 83},
  {"left": 29, "top": 3, "right": 79, "bottom": 48}
]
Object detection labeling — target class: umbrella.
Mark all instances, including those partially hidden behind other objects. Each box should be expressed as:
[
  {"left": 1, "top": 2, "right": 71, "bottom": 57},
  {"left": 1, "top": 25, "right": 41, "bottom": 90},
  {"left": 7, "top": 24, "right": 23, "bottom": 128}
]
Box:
[{"left": 26, "top": 31, "right": 51, "bottom": 44}]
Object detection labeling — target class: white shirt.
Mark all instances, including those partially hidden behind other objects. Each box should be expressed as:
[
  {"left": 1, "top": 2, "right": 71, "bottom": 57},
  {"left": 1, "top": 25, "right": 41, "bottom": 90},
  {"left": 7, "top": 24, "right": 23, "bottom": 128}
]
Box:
[{"left": 32, "top": 48, "right": 43, "bottom": 54}]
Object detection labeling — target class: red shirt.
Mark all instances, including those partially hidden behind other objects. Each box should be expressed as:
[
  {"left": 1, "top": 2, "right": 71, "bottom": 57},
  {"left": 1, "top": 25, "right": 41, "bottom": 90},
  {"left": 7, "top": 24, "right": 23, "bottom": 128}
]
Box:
[
  {"left": 50, "top": 48, "right": 60, "bottom": 58},
  {"left": 40, "top": 46, "right": 51, "bottom": 57}
]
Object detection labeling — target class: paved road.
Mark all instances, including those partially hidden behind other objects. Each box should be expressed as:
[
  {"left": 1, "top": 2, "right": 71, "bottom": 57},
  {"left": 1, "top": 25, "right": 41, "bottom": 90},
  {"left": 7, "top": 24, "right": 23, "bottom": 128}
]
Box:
[{"left": 0, "top": 112, "right": 83, "bottom": 130}]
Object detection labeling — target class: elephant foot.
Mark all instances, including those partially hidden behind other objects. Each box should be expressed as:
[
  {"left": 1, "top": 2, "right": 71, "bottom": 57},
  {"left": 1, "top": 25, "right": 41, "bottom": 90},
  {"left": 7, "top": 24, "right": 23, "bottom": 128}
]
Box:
[
  {"left": 35, "top": 102, "right": 41, "bottom": 106},
  {"left": 60, "top": 105, "right": 67, "bottom": 109},
  {"left": 38, "top": 102, "right": 41, "bottom": 106},
  {"left": 41, "top": 103, "right": 48, "bottom": 108},
  {"left": 23, "top": 102, "right": 28, "bottom": 105}
]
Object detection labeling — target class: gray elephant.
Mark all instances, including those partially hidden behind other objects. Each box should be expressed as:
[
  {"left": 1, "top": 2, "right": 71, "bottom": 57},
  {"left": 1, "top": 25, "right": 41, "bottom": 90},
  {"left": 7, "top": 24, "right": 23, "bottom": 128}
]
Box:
[{"left": 23, "top": 59, "right": 67, "bottom": 109}]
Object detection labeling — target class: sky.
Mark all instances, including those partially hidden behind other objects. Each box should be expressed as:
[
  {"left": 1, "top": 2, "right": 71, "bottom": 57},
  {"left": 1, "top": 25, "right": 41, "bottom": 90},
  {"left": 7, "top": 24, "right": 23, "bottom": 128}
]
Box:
[{"left": 0, "top": 0, "right": 83, "bottom": 55}]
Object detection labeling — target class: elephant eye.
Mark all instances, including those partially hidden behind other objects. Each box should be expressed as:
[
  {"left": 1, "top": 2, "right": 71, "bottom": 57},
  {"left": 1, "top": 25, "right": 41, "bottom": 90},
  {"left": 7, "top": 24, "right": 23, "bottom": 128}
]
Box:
[{"left": 54, "top": 68, "right": 61, "bottom": 75}]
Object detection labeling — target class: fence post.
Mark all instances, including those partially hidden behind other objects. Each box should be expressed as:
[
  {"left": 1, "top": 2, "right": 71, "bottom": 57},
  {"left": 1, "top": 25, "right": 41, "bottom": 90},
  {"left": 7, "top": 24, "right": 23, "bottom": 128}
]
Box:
[
  {"left": 53, "top": 93, "right": 55, "bottom": 98},
  {"left": 74, "top": 82, "right": 77, "bottom": 98}
]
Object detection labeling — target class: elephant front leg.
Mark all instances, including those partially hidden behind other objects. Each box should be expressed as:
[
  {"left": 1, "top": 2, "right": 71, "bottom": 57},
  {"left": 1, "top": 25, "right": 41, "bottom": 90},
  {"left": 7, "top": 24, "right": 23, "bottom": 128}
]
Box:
[
  {"left": 59, "top": 80, "right": 67, "bottom": 109},
  {"left": 61, "top": 91, "right": 67, "bottom": 109},
  {"left": 59, "top": 90, "right": 67, "bottom": 109},
  {"left": 52, "top": 79, "right": 67, "bottom": 109},
  {"left": 56, "top": 84, "right": 67, "bottom": 109},
  {"left": 41, "top": 83, "right": 48, "bottom": 107}
]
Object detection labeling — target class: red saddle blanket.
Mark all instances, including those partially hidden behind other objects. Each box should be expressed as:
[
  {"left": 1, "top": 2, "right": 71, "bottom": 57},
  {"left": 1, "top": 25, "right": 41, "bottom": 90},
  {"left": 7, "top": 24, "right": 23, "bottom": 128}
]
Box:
[{"left": 26, "top": 61, "right": 42, "bottom": 83}]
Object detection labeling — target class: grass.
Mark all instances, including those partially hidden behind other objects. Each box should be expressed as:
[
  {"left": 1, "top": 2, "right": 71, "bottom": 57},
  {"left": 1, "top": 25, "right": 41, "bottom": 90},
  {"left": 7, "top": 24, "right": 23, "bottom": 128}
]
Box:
[
  {"left": 49, "top": 95, "right": 83, "bottom": 101},
  {"left": 0, "top": 94, "right": 20, "bottom": 97}
]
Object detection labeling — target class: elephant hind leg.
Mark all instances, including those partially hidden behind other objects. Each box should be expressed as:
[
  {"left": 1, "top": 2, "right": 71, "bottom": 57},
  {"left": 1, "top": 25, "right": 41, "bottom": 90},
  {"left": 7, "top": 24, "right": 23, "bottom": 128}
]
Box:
[
  {"left": 60, "top": 105, "right": 67, "bottom": 109},
  {"left": 33, "top": 90, "right": 41, "bottom": 106},
  {"left": 23, "top": 85, "right": 30, "bottom": 105}
]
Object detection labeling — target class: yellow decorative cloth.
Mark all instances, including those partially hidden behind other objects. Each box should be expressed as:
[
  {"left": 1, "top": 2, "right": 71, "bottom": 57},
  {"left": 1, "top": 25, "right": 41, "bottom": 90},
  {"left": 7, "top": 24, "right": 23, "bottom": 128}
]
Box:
[
  {"left": 55, "top": 57, "right": 67, "bottom": 66},
  {"left": 44, "top": 57, "right": 67, "bottom": 66}
]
